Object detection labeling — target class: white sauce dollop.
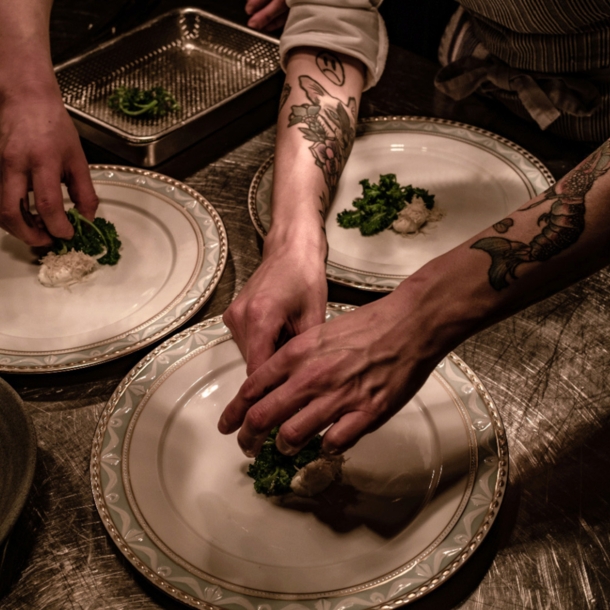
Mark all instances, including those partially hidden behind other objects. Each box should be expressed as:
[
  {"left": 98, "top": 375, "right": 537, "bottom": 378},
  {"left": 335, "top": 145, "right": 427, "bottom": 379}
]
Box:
[
  {"left": 392, "top": 195, "right": 446, "bottom": 235},
  {"left": 38, "top": 250, "right": 99, "bottom": 288}
]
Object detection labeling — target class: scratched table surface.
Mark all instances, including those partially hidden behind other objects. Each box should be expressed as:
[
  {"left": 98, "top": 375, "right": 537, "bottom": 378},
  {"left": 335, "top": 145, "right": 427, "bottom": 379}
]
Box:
[{"left": 1, "top": 1, "right": 610, "bottom": 609}]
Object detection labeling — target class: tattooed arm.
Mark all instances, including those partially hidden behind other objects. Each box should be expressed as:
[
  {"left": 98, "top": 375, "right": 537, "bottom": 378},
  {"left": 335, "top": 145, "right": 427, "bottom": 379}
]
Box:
[
  {"left": 0, "top": 0, "right": 98, "bottom": 246},
  {"left": 220, "top": 139, "right": 610, "bottom": 457},
  {"left": 222, "top": 48, "right": 365, "bottom": 375}
]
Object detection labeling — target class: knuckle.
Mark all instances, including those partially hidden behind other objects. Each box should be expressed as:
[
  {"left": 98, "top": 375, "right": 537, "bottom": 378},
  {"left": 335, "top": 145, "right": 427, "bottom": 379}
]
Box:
[
  {"left": 223, "top": 303, "right": 241, "bottom": 330},
  {"left": 279, "top": 421, "right": 303, "bottom": 447},
  {"left": 35, "top": 194, "right": 63, "bottom": 215},
  {"left": 239, "top": 375, "right": 260, "bottom": 403},
  {"left": 78, "top": 191, "right": 100, "bottom": 211},
  {"left": 29, "top": 147, "right": 54, "bottom": 170},
  {"left": 0, "top": 146, "right": 23, "bottom": 171},
  {"left": 244, "top": 296, "right": 272, "bottom": 324},
  {"left": 244, "top": 407, "right": 269, "bottom": 435}
]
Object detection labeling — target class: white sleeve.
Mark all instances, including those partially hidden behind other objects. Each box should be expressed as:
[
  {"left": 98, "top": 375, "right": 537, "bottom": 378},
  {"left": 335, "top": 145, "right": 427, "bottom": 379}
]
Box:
[{"left": 279, "top": 0, "right": 388, "bottom": 90}]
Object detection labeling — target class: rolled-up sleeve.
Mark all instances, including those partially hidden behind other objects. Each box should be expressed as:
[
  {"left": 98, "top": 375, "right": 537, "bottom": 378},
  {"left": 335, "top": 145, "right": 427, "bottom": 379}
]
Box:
[{"left": 279, "top": 0, "right": 388, "bottom": 90}]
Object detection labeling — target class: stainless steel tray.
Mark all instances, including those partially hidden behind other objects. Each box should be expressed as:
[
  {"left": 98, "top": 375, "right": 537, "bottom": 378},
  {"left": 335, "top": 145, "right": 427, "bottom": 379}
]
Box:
[{"left": 55, "top": 8, "right": 282, "bottom": 166}]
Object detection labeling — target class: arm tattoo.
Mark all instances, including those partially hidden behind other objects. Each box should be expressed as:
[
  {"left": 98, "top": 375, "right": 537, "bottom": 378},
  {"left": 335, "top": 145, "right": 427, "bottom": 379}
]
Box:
[
  {"left": 315, "top": 51, "right": 345, "bottom": 86},
  {"left": 472, "top": 139, "right": 610, "bottom": 290},
  {"left": 279, "top": 82, "right": 291, "bottom": 112},
  {"left": 287, "top": 75, "right": 357, "bottom": 213}
]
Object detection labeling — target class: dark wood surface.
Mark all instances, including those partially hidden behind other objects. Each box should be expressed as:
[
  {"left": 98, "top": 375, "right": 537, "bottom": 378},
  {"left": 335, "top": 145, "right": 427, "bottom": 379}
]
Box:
[{"left": 1, "top": 2, "right": 609, "bottom": 609}]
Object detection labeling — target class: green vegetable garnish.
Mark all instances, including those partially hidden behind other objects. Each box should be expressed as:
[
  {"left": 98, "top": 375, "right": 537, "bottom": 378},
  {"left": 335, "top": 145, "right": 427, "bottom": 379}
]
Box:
[
  {"left": 247, "top": 427, "right": 323, "bottom": 496},
  {"left": 52, "top": 208, "right": 122, "bottom": 266},
  {"left": 337, "top": 173, "right": 435, "bottom": 236},
  {"left": 108, "top": 86, "right": 179, "bottom": 119}
]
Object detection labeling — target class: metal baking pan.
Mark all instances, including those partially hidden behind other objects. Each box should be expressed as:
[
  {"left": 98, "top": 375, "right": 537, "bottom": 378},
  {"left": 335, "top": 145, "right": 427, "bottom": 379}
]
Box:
[{"left": 54, "top": 8, "right": 282, "bottom": 167}]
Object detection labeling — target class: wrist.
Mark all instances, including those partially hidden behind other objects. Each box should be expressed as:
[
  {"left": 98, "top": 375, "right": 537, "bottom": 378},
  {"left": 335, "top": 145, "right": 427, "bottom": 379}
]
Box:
[
  {"left": 0, "top": 63, "right": 59, "bottom": 104},
  {"left": 264, "top": 220, "right": 328, "bottom": 264},
  {"left": 391, "top": 252, "right": 498, "bottom": 357}
]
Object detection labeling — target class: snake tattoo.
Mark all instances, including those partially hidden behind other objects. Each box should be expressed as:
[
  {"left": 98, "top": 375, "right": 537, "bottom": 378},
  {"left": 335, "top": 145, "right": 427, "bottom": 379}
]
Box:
[{"left": 472, "top": 140, "right": 610, "bottom": 290}]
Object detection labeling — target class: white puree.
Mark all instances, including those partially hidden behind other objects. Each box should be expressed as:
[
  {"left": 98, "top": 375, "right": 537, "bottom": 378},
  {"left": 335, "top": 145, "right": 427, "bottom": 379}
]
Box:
[
  {"left": 392, "top": 195, "right": 446, "bottom": 235},
  {"left": 38, "top": 250, "right": 99, "bottom": 288}
]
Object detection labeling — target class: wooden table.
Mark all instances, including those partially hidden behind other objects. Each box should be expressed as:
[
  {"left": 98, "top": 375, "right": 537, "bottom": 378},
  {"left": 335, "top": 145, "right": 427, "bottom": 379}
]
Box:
[{"left": 1, "top": 2, "right": 609, "bottom": 609}]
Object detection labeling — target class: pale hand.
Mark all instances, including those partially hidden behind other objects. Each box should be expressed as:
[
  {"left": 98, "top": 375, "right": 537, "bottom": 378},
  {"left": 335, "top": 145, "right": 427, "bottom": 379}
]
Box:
[
  {"left": 0, "top": 89, "right": 98, "bottom": 246},
  {"left": 219, "top": 286, "right": 450, "bottom": 458},
  {"left": 223, "top": 240, "right": 328, "bottom": 377}
]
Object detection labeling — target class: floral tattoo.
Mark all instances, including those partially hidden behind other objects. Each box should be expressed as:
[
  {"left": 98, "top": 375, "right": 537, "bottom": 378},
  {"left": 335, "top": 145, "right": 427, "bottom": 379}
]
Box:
[
  {"left": 288, "top": 76, "right": 357, "bottom": 212},
  {"left": 472, "top": 139, "right": 610, "bottom": 290}
]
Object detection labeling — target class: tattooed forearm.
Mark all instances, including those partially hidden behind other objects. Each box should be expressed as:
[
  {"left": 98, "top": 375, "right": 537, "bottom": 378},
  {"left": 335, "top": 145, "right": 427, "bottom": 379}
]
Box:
[
  {"left": 316, "top": 51, "right": 345, "bottom": 86},
  {"left": 287, "top": 75, "right": 357, "bottom": 214},
  {"left": 279, "top": 82, "right": 291, "bottom": 112},
  {"left": 472, "top": 139, "right": 610, "bottom": 290}
]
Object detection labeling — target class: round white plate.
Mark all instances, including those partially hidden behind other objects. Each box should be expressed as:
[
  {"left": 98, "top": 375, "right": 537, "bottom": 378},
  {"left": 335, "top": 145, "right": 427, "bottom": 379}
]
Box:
[
  {"left": 92, "top": 304, "right": 508, "bottom": 609},
  {"left": 0, "top": 165, "right": 227, "bottom": 373},
  {"left": 249, "top": 116, "right": 554, "bottom": 291}
]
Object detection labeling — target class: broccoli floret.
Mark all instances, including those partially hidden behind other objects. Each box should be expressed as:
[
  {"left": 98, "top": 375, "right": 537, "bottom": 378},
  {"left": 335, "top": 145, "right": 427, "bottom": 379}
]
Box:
[
  {"left": 52, "top": 208, "right": 121, "bottom": 266},
  {"left": 247, "top": 427, "right": 323, "bottom": 496},
  {"left": 108, "top": 86, "right": 179, "bottom": 119},
  {"left": 337, "top": 173, "right": 435, "bottom": 236}
]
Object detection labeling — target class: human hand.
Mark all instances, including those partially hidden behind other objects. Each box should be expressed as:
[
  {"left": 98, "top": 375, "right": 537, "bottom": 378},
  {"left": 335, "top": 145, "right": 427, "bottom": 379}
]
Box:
[
  {"left": 223, "top": 234, "right": 328, "bottom": 376},
  {"left": 0, "top": 86, "right": 99, "bottom": 246},
  {"left": 219, "top": 284, "right": 454, "bottom": 457},
  {"left": 245, "top": 0, "right": 289, "bottom": 32}
]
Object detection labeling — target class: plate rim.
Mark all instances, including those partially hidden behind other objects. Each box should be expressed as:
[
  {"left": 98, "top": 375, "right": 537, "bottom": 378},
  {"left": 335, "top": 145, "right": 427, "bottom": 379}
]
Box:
[
  {"left": 248, "top": 115, "right": 555, "bottom": 292},
  {"left": 0, "top": 164, "right": 228, "bottom": 374},
  {"left": 91, "top": 303, "right": 509, "bottom": 609}
]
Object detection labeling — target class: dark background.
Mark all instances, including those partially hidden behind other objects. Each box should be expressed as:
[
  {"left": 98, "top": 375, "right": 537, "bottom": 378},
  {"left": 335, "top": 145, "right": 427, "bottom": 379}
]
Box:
[{"left": 49, "top": 0, "right": 460, "bottom": 64}]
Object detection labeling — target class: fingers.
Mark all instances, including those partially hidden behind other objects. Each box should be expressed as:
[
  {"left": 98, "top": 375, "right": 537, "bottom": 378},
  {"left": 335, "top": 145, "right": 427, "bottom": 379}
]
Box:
[
  {"left": 232, "top": 367, "right": 311, "bottom": 456},
  {"left": 320, "top": 410, "right": 383, "bottom": 455},
  {"left": 64, "top": 152, "right": 99, "bottom": 221},
  {"left": 31, "top": 163, "right": 73, "bottom": 240},
  {"left": 246, "top": 0, "right": 288, "bottom": 31},
  {"left": 0, "top": 171, "right": 51, "bottom": 246},
  {"left": 218, "top": 352, "right": 290, "bottom": 437}
]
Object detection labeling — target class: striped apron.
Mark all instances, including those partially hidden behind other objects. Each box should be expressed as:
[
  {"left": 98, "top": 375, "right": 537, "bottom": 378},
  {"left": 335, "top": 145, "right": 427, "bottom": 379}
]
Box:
[{"left": 435, "top": 0, "right": 610, "bottom": 143}]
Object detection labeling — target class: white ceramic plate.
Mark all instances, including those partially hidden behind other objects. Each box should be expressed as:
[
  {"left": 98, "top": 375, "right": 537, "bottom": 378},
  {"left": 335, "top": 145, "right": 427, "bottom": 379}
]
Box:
[
  {"left": 0, "top": 165, "right": 227, "bottom": 373},
  {"left": 249, "top": 116, "right": 554, "bottom": 291},
  {"left": 92, "top": 304, "right": 508, "bottom": 608}
]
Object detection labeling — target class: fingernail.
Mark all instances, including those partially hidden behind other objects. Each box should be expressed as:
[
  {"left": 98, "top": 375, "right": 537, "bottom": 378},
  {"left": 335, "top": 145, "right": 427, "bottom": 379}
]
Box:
[
  {"left": 276, "top": 435, "right": 298, "bottom": 456},
  {"left": 238, "top": 437, "right": 256, "bottom": 457}
]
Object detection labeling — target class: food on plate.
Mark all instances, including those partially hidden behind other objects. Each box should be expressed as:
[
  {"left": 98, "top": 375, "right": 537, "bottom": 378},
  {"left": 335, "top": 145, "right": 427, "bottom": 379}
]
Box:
[
  {"left": 38, "top": 208, "right": 122, "bottom": 288},
  {"left": 290, "top": 454, "right": 345, "bottom": 497},
  {"left": 392, "top": 194, "right": 446, "bottom": 235},
  {"left": 336, "top": 173, "right": 442, "bottom": 236},
  {"left": 248, "top": 427, "right": 343, "bottom": 497},
  {"left": 51, "top": 208, "right": 121, "bottom": 265},
  {"left": 108, "top": 86, "right": 179, "bottom": 119},
  {"left": 38, "top": 250, "right": 99, "bottom": 288}
]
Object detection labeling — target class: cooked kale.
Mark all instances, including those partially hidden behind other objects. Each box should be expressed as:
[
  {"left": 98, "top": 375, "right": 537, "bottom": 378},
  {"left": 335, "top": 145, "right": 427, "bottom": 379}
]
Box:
[
  {"left": 337, "top": 173, "right": 435, "bottom": 236},
  {"left": 52, "top": 208, "right": 121, "bottom": 266},
  {"left": 247, "top": 427, "right": 323, "bottom": 496},
  {"left": 108, "top": 86, "right": 179, "bottom": 119}
]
